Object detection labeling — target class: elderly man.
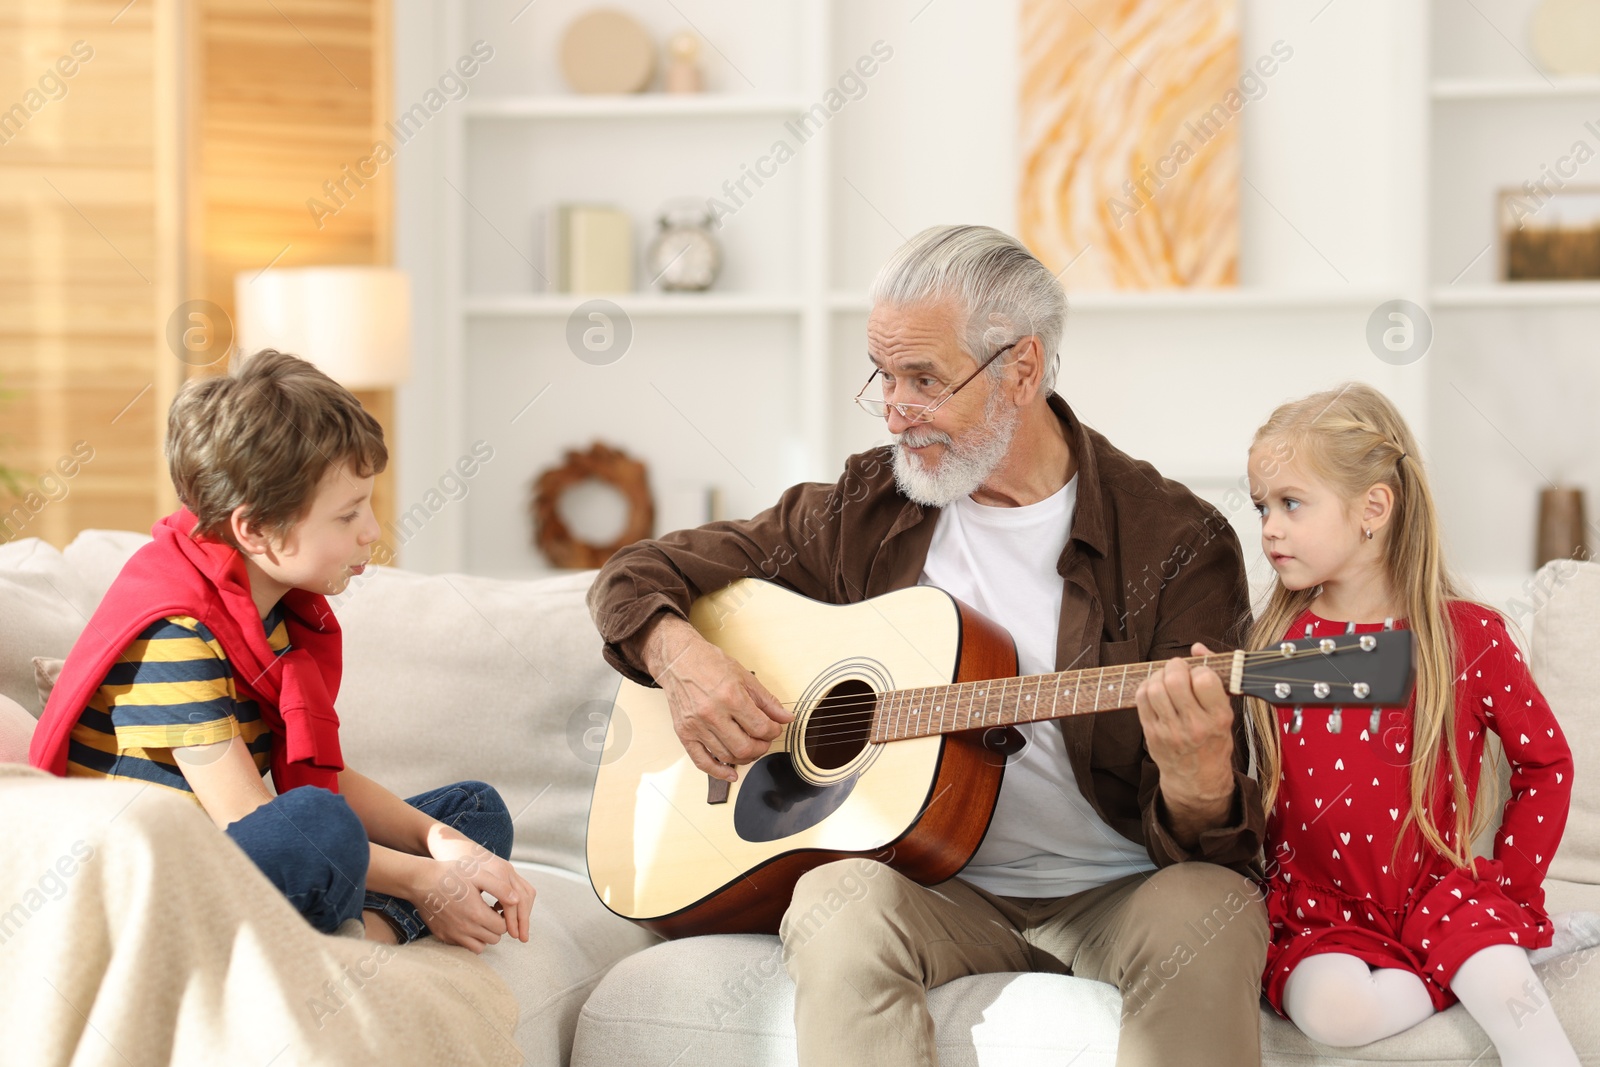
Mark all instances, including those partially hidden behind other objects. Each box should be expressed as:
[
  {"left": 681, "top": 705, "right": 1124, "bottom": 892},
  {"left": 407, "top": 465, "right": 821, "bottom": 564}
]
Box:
[{"left": 588, "top": 225, "right": 1267, "bottom": 1066}]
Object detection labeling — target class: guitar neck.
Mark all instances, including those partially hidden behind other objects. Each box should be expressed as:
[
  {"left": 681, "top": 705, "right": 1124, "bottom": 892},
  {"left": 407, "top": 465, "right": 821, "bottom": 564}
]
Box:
[{"left": 868, "top": 651, "right": 1240, "bottom": 743}]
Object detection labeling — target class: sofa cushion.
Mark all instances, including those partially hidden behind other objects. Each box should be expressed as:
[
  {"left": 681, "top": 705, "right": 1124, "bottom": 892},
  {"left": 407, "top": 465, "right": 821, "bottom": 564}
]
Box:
[
  {"left": 571, "top": 920, "right": 1600, "bottom": 1067},
  {"left": 32, "top": 656, "right": 64, "bottom": 710},
  {"left": 0, "top": 538, "right": 101, "bottom": 716},
  {"left": 0, "top": 694, "right": 35, "bottom": 764},
  {"left": 488, "top": 863, "right": 660, "bottom": 1065},
  {"left": 330, "top": 565, "right": 622, "bottom": 875},
  {"left": 1528, "top": 558, "right": 1600, "bottom": 885},
  {"left": 60, "top": 528, "right": 155, "bottom": 598}
]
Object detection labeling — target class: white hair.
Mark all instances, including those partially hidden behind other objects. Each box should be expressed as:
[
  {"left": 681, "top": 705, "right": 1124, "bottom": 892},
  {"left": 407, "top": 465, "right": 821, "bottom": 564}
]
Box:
[{"left": 869, "top": 225, "right": 1066, "bottom": 394}]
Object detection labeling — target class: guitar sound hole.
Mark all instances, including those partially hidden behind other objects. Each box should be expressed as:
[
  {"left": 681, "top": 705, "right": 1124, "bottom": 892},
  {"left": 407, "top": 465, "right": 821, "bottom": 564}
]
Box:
[{"left": 805, "top": 679, "right": 876, "bottom": 771}]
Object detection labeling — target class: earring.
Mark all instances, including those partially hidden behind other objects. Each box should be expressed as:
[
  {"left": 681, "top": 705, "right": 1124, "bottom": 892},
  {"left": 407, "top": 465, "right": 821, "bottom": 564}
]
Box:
[{"left": 1363, "top": 527, "right": 1373, "bottom": 541}]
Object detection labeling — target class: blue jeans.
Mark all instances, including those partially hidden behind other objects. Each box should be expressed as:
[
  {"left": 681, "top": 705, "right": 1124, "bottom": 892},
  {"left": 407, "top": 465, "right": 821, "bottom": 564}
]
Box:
[
  {"left": 225, "top": 786, "right": 369, "bottom": 933},
  {"left": 363, "top": 780, "right": 513, "bottom": 943},
  {"left": 227, "top": 780, "right": 513, "bottom": 941}
]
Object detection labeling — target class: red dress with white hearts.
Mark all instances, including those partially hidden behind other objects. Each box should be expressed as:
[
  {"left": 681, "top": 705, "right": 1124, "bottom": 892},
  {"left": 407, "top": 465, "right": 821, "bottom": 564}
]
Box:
[{"left": 1261, "top": 601, "right": 1574, "bottom": 1014}]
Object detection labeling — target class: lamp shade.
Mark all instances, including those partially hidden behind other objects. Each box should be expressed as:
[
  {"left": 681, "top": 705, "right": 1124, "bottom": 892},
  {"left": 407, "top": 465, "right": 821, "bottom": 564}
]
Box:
[{"left": 233, "top": 267, "right": 411, "bottom": 388}]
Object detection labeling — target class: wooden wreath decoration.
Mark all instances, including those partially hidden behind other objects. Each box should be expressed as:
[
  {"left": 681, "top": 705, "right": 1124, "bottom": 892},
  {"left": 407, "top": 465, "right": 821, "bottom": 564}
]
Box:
[{"left": 531, "top": 442, "right": 654, "bottom": 569}]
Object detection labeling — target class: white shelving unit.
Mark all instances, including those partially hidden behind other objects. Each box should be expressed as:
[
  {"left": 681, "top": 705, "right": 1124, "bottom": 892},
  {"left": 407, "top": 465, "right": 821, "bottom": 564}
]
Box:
[
  {"left": 1430, "top": 283, "right": 1600, "bottom": 308},
  {"left": 463, "top": 95, "right": 811, "bottom": 118},
  {"left": 394, "top": 0, "right": 1593, "bottom": 590},
  {"left": 463, "top": 293, "right": 808, "bottom": 316},
  {"left": 1431, "top": 77, "right": 1600, "bottom": 100},
  {"left": 1425, "top": 0, "right": 1600, "bottom": 603},
  {"left": 409, "top": 0, "right": 835, "bottom": 575},
  {"left": 831, "top": 289, "right": 1405, "bottom": 314}
]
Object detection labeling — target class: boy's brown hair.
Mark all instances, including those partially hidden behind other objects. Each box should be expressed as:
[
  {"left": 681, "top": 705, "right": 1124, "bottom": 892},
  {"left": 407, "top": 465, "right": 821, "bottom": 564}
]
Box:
[{"left": 167, "top": 349, "right": 388, "bottom": 546}]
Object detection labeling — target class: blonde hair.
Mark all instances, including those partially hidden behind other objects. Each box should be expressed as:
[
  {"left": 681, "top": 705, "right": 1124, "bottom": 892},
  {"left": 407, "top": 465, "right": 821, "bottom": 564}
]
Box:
[
  {"left": 167, "top": 349, "right": 387, "bottom": 546},
  {"left": 1246, "top": 382, "right": 1491, "bottom": 868}
]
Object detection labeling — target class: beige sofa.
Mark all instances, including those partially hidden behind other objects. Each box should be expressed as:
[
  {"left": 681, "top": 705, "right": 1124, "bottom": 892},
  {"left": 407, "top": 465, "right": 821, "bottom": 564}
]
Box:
[{"left": 1, "top": 530, "right": 1596, "bottom": 1066}]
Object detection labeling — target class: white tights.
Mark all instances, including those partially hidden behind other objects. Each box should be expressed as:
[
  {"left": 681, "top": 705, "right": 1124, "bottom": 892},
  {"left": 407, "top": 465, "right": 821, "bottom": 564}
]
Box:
[{"left": 1283, "top": 946, "right": 1579, "bottom": 1066}]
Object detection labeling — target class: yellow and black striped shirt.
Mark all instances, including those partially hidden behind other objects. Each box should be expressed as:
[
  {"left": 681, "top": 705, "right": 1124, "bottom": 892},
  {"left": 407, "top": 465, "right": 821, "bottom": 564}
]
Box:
[{"left": 64, "top": 605, "right": 290, "bottom": 799}]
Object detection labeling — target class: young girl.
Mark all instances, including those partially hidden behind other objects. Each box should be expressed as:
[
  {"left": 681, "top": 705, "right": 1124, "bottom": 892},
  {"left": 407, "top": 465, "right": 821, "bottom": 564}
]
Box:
[{"left": 1246, "top": 383, "right": 1583, "bottom": 1065}]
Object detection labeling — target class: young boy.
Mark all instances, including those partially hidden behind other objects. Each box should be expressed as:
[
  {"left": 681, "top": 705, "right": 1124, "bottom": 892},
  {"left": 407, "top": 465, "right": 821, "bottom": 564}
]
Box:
[{"left": 30, "top": 349, "right": 533, "bottom": 951}]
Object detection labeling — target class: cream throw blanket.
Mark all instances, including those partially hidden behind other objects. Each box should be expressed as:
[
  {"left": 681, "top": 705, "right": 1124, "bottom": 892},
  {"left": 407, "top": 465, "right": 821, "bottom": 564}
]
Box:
[{"left": 0, "top": 765, "right": 521, "bottom": 1066}]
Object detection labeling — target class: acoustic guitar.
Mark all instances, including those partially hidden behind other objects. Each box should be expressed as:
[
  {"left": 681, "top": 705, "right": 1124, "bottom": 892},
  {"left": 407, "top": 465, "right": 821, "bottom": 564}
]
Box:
[{"left": 586, "top": 579, "right": 1414, "bottom": 938}]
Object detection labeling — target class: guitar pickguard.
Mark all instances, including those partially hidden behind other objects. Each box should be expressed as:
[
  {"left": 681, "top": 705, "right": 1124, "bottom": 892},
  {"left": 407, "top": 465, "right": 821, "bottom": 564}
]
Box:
[{"left": 733, "top": 750, "right": 858, "bottom": 843}]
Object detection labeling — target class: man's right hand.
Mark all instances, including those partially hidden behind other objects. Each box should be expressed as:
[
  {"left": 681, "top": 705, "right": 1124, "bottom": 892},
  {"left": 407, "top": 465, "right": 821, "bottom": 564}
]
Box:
[{"left": 641, "top": 613, "right": 794, "bottom": 782}]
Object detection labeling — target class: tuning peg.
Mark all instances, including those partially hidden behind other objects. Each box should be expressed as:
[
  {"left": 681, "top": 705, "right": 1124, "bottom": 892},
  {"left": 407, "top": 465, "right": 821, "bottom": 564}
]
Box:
[
  {"left": 1328, "top": 706, "right": 1343, "bottom": 734},
  {"left": 1290, "top": 706, "right": 1304, "bottom": 733},
  {"left": 1369, "top": 707, "right": 1381, "bottom": 734}
]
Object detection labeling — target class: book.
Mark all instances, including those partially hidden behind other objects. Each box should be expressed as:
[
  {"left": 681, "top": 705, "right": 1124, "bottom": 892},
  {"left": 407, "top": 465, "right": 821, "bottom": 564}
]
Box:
[{"left": 547, "top": 205, "right": 633, "bottom": 293}]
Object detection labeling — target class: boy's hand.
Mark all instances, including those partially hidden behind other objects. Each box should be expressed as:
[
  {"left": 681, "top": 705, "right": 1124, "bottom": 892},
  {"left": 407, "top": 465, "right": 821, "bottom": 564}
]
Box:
[{"left": 417, "top": 833, "right": 536, "bottom": 952}]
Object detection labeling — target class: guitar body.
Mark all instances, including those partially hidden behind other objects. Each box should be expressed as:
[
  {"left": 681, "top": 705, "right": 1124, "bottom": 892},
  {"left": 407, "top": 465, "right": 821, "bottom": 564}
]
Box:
[{"left": 586, "top": 579, "right": 1018, "bottom": 939}]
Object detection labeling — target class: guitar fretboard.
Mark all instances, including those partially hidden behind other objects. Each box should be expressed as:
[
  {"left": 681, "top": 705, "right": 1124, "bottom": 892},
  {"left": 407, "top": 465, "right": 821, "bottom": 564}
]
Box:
[{"left": 868, "top": 652, "right": 1237, "bottom": 743}]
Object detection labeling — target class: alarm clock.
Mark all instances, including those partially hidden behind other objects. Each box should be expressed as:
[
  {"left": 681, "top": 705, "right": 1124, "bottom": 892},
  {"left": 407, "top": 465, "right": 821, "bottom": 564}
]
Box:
[{"left": 646, "top": 201, "right": 722, "bottom": 292}]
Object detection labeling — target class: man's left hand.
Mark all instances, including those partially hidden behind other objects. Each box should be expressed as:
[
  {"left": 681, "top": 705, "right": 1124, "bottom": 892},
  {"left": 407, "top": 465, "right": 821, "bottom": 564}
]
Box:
[{"left": 1134, "top": 642, "right": 1237, "bottom": 841}]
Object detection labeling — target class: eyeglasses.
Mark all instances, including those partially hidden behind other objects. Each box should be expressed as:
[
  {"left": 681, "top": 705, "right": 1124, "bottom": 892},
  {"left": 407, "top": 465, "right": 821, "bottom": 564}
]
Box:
[{"left": 853, "top": 341, "right": 1019, "bottom": 424}]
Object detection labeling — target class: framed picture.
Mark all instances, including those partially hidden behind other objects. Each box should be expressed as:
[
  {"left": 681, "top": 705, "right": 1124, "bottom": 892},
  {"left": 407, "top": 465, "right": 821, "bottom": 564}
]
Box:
[{"left": 1499, "top": 185, "right": 1600, "bottom": 281}]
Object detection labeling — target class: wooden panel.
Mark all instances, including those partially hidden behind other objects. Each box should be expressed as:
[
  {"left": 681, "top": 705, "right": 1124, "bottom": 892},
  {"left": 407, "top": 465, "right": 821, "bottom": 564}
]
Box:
[
  {"left": 0, "top": 0, "right": 180, "bottom": 545},
  {"left": 0, "top": 0, "right": 392, "bottom": 546},
  {"left": 194, "top": 0, "right": 391, "bottom": 326},
  {"left": 190, "top": 0, "right": 397, "bottom": 531}
]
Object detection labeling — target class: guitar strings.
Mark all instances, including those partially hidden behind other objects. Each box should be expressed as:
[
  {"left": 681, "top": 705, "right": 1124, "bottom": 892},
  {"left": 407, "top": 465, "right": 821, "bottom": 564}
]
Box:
[
  {"left": 678, "top": 643, "right": 1401, "bottom": 751},
  {"left": 750, "top": 646, "right": 1403, "bottom": 747},
  {"left": 782, "top": 670, "right": 1396, "bottom": 729},
  {"left": 788, "top": 666, "right": 1389, "bottom": 721},
  {"left": 754, "top": 642, "right": 1398, "bottom": 716},
  {"left": 763, "top": 653, "right": 1395, "bottom": 716},
  {"left": 783, "top": 678, "right": 1398, "bottom": 747},
  {"left": 784, "top": 695, "right": 1392, "bottom": 748}
]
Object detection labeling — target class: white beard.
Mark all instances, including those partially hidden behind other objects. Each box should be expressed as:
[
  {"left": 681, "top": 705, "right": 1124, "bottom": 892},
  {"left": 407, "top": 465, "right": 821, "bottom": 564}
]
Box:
[{"left": 892, "top": 392, "right": 1020, "bottom": 507}]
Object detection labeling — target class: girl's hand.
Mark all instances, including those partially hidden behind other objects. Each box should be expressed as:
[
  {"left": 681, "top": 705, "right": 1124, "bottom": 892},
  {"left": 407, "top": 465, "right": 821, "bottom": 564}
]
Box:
[{"left": 423, "top": 831, "right": 537, "bottom": 948}]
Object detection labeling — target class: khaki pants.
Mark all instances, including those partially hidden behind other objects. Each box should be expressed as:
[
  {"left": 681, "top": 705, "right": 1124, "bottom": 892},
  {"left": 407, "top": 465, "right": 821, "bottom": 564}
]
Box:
[{"left": 779, "top": 859, "right": 1267, "bottom": 1067}]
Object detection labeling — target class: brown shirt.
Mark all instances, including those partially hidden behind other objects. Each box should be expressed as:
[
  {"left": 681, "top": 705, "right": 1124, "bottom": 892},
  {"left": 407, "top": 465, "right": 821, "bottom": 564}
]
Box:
[{"left": 588, "top": 394, "right": 1263, "bottom": 872}]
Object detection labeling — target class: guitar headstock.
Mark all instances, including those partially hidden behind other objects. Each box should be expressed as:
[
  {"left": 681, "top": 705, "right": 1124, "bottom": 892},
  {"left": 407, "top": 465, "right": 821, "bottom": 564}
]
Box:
[{"left": 1234, "top": 628, "right": 1415, "bottom": 734}]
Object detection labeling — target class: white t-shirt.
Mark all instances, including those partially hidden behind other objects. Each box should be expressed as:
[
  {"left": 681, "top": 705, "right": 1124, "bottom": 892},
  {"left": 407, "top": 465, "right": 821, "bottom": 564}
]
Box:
[{"left": 918, "top": 475, "right": 1157, "bottom": 898}]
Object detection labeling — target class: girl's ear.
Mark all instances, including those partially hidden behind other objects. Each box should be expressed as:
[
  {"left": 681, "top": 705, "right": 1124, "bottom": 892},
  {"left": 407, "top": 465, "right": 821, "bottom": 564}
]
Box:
[{"left": 1363, "top": 482, "right": 1396, "bottom": 535}]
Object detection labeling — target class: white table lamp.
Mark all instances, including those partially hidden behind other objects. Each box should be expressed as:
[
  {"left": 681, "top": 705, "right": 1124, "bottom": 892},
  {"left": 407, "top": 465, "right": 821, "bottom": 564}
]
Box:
[{"left": 233, "top": 266, "right": 411, "bottom": 387}]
